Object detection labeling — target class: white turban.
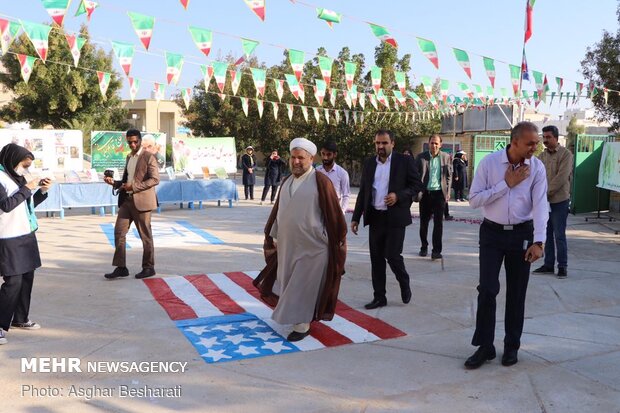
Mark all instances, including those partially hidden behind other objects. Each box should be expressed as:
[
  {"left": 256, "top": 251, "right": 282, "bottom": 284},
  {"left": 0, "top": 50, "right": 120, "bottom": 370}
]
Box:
[{"left": 290, "top": 137, "right": 317, "bottom": 156}]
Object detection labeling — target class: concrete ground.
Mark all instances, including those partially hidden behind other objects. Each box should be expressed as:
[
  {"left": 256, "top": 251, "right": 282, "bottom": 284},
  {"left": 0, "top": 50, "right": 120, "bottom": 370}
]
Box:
[{"left": 1, "top": 182, "right": 620, "bottom": 413}]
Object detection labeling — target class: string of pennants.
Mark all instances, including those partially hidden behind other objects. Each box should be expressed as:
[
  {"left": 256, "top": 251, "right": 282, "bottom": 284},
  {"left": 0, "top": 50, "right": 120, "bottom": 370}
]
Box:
[{"left": 0, "top": 1, "right": 615, "bottom": 119}]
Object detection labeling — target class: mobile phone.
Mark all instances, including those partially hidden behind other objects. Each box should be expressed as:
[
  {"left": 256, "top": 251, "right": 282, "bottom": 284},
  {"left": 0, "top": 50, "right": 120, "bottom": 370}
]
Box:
[{"left": 38, "top": 179, "right": 48, "bottom": 186}]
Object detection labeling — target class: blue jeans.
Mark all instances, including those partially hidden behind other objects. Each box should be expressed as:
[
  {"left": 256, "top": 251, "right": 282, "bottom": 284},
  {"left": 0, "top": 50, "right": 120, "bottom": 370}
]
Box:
[{"left": 544, "top": 200, "right": 569, "bottom": 269}]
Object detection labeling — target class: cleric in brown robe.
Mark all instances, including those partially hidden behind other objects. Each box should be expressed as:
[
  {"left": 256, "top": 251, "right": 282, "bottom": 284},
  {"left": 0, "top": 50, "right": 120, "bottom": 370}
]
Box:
[{"left": 253, "top": 137, "right": 347, "bottom": 342}]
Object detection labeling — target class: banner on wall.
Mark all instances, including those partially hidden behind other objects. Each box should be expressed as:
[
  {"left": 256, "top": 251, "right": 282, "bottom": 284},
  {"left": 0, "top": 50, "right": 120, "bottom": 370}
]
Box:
[
  {"left": 91, "top": 131, "right": 166, "bottom": 172},
  {"left": 0, "top": 129, "right": 83, "bottom": 172},
  {"left": 598, "top": 141, "right": 620, "bottom": 192},
  {"left": 172, "top": 137, "right": 236, "bottom": 175}
]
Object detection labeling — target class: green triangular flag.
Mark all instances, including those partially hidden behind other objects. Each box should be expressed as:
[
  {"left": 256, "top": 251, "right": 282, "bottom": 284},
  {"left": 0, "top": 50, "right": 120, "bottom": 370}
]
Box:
[
  {"left": 65, "top": 34, "right": 86, "bottom": 67},
  {"left": 200, "top": 64, "right": 213, "bottom": 90},
  {"left": 286, "top": 103, "right": 294, "bottom": 121},
  {"left": 256, "top": 99, "right": 264, "bottom": 118},
  {"left": 128, "top": 77, "right": 139, "bottom": 103},
  {"left": 271, "top": 102, "right": 278, "bottom": 120},
  {"left": 181, "top": 88, "right": 191, "bottom": 109},
  {"left": 111, "top": 41, "right": 134, "bottom": 76},
  {"left": 240, "top": 97, "right": 249, "bottom": 117},
  {"left": 285, "top": 73, "right": 301, "bottom": 100},
  {"left": 371, "top": 66, "right": 382, "bottom": 94},
  {"left": 274, "top": 79, "right": 284, "bottom": 102},
  {"left": 421, "top": 75, "right": 433, "bottom": 99},
  {"left": 0, "top": 20, "right": 21, "bottom": 55},
  {"left": 75, "top": 0, "right": 98, "bottom": 21},
  {"left": 417, "top": 37, "right": 439, "bottom": 69},
  {"left": 250, "top": 67, "right": 266, "bottom": 97},
  {"left": 314, "top": 79, "right": 327, "bottom": 105},
  {"left": 395, "top": 71, "right": 406, "bottom": 95},
  {"left": 509, "top": 64, "right": 521, "bottom": 97},
  {"left": 20, "top": 20, "right": 52, "bottom": 62},
  {"left": 344, "top": 61, "right": 357, "bottom": 91},
  {"left": 17, "top": 54, "right": 36, "bottom": 84},
  {"left": 329, "top": 88, "right": 336, "bottom": 107},
  {"left": 97, "top": 71, "right": 111, "bottom": 98},
  {"left": 453, "top": 48, "right": 472, "bottom": 79},
  {"left": 154, "top": 82, "right": 165, "bottom": 102},
  {"left": 230, "top": 69, "right": 242, "bottom": 95},
  {"left": 40, "top": 0, "right": 72, "bottom": 26},
  {"left": 165, "top": 51, "right": 184, "bottom": 85},
  {"left": 324, "top": 108, "right": 330, "bottom": 124},
  {"left": 313, "top": 107, "right": 320, "bottom": 123},
  {"left": 235, "top": 38, "right": 259, "bottom": 65},
  {"left": 482, "top": 57, "right": 496, "bottom": 87},
  {"left": 440, "top": 79, "right": 449, "bottom": 102},
  {"left": 188, "top": 26, "right": 212, "bottom": 57},
  {"left": 316, "top": 8, "right": 341, "bottom": 28},
  {"left": 358, "top": 92, "right": 366, "bottom": 109},
  {"left": 301, "top": 106, "right": 309, "bottom": 123},
  {"left": 212, "top": 61, "right": 228, "bottom": 93},
  {"left": 288, "top": 49, "right": 304, "bottom": 82},
  {"left": 243, "top": 0, "right": 265, "bottom": 21},
  {"left": 318, "top": 56, "right": 333, "bottom": 88},
  {"left": 128, "top": 11, "right": 155, "bottom": 50},
  {"left": 368, "top": 23, "right": 397, "bottom": 48}
]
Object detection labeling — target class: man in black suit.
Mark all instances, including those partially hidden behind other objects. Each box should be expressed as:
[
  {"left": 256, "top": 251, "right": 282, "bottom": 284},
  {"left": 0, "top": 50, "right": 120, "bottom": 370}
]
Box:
[{"left": 352, "top": 129, "right": 423, "bottom": 309}]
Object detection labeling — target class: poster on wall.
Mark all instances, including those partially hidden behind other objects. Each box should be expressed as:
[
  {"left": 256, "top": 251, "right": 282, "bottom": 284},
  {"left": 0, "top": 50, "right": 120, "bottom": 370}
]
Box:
[
  {"left": 172, "top": 137, "right": 237, "bottom": 175},
  {"left": 91, "top": 131, "right": 166, "bottom": 172},
  {"left": 0, "top": 129, "right": 84, "bottom": 172},
  {"left": 598, "top": 141, "right": 620, "bottom": 192}
]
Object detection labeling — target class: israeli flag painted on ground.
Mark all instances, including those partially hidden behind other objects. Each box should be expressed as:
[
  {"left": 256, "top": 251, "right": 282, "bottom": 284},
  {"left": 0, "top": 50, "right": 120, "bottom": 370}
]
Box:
[{"left": 100, "top": 220, "right": 223, "bottom": 248}]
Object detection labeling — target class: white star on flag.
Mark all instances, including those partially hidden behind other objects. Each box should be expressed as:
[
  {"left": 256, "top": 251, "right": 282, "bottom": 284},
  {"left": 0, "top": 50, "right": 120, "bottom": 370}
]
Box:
[
  {"left": 235, "top": 345, "right": 259, "bottom": 356},
  {"left": 186, "top": 326, "right": 209, "bottom": 335},
  {"left": 201, "top": 349, "right": 232, "bottom": 362},
  {"left": 222, "top": 334, "right": 253, "bottom": 345},
  {"left": 240, "top": 321, "right": 261, "bottom": 329},
  {"left": 262, "top": 341, "right": 292, "bottom": 353},
  {"left": 252, "top": 331, "right": 279, "bottom": 341},
  {"left": 196, "top": 337, "right": 219, "bottom": 348},
  {"left": 211, "top": 324, "right": 236, "bottom": 333}
]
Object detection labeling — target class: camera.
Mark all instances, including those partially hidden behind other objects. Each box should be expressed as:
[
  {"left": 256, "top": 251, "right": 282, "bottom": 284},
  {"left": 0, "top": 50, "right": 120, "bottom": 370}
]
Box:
[{"left": 104, "top": 169, "right": 115, "bottom": 179}]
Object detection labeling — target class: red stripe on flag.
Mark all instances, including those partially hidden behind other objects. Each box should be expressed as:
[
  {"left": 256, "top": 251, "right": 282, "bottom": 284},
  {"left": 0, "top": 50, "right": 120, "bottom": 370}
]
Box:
[
  {"left": 143, "top": 278, "right": 197, "bottom": 321},
  {"left": 185, "top": 274, "right": 245, "bottom": 314},
  {"left": 224, "top": 271, "right": 354, "bottom": 346},
  {"left": 335, "top": 301, "right": 406, "bottom": 340}
]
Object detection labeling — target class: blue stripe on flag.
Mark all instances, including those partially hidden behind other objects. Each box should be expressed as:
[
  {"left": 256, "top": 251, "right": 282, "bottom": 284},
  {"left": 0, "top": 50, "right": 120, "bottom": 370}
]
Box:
[
  {"left": 99, "top": 223, "right": 130, "bottom": 249},
  {"left": 176, "top": 220, "right": 224, "bottom": 244}
]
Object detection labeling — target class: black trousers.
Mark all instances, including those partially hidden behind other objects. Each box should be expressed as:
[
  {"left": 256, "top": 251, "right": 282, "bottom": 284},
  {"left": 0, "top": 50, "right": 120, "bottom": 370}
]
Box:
[
  {"left": 0, "top": 271, "right": 35, "bottom": 330},
  {"left": 419, "top": 190, "right": 446, "bottom": 253},
  {"left": 261, "top": 185, "right": 278, "bottom": 202},
  {"left": 244, "top": 185, "right": 254, "bottom": 200},
  {"left": 472, "top": 221, "right": 533, "bottom": 351},
  {"left": 368, "top": 209, "right": 410, "bottom": 301}
]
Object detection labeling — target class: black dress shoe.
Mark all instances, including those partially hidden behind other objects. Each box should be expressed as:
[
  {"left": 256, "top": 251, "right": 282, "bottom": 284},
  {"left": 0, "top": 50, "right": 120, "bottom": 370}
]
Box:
[
  {"left": 135, "top": 268, "right": 156, "bottom": 279},
  {"left": 464, "top": 346, "right": 496, "bottom": 369},
  {"left": 104, "top": 267, "right": 129, "bottom": 279},
  {"left": 419, "top": 248, "right": 428, "bottom": 257},
  {"left": 532, "top": 265, "right": 554, "bottom": 274},
  {"left": 445, "top": 215, "right": 455, "bottom": 221},
  {"left": 557, "top": 267, "right": 568, "bottom": 279},
  {"left": 431, "top": 252, "right": 443, "bottom": 260},
  {"left": 502, "top": 349, "right": 519, "bottom": 366},
  {"left": 401, "top": 287, "right": 412, "bottom": 304},
  {"left": 364, "top": 298, "right": 387, "bottom": 310},
  {"left": 287, "top": 329, "right": 311, "bottom": 342}
]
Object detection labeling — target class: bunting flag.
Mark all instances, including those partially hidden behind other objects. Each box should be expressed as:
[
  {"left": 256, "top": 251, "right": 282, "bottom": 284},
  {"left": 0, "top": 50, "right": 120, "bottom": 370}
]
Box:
[
  {"left": 521, "top": 49, "right": 529, "bottom": 81},
  {"left": 556, "top": 76, "right": 563, "bottom": 93},
  {"left": 314, "top": 79, "right": 327, "bottom": 105},
  {"left": 301, "top": 105, "right": 309, "bottom": 123},
  {"left": 377, "top": 89, "right": 389, "bottom": 108},
  {"left": 343, "top": 89, "right": 352, "bottom": 109},
  {"left": 243, "top": 0, "right": 265, "bottom": 21},
  {"left": 286, "top": 103, "right": 294, "bottom": 121},
  {"left": 165, "top": 52, "right": 184, "bottom": 85},
  {"left": 350, "top": 85, "right": 358, "bottom": 107},
  {"left": 395, "top": 71, "right": 406, "bottom": 95},
  {"left": 181, "top": 88, "right": 191, "bottom": 109},
  {"left": 329, "top": 88, "right": 336, "bottom": 107},
  {"left": 20, "top": 21, "right": 52, "bottom": 62},
  {"left": 188, "top": 26, "right": 212, "bottom": 57},
  {"left": 473, "top": 84, "right": 485, "bottom": 103},
  {"left": 421, "top": 76, "right": 433, "bottom": 99},
  {"left": 487, "top": 86, "right": 495, "bottom": 105},
  {"left": 318, "top": 56, "right": 333, "bottom": 88},
  {"left": 240, "top": 97, "right": 249, "bottom": 116},
  {"left": 17, "top": 54, "right": 36, "bottom": 84},
  {"left": 483, "top": 56, "right": 496, "bottom": 87},
  {"left": 128, "top": 76, "right": 139, "bottom": 102},
  {"left": 235, "top": 38, "right": 259, "bottom": 66},
  {"left": 368, "top": 23, "right": 397, "bottom": 48},
  {"left": 532, "top": 70, "right": 544, "bottom": 97},
  {"left": 334, "top": 110, "right": 340, "bottom": 123},
  {"left": 440, "top": 79, "right": 449, "bottom": 102},
  {"left": 576, "top": 82, "right": 584, "bottom": 99},
  {"left": 407, "top": 90, "right": 423, "bottom": 106},
  {"left": 250, "top": 68, "right": 266, "bottom": 97},
  {"left": 274, "top": 79, "right": 284, "bottom": 102},
  {"left": 453, "top": 48, "right": 472, "bottom": 79},
  {"left": 417, "top": 37, "right": 439, "bottom": 69},
  {"left": 212, "top": 61, "right": 228, "bottom": 93},
  {"left": 1, "top": 19, "right": 21, "bottom": 55},
  {"left": 524, "top": 0, "right": 536, "bottom": 43},
  {"left": 368, "top": 93, "right": 378, "bottom": 110},
  {"left": 111, "top": 41, "right": 134, "bottom": 76},
  {"left": 297, "top": 84, "right": 305, "bottom": 103},
  {"left": 509, "top": 64, "right": 521, "bottom": 97},
  {"left": 40, "top": 0, "right": 72, "bottom": 26},
  {"left": 358, "top": 92, "right": 366, "bottom": 109},
  {"left": 313, "top": 107, "right": 320, "bottom": 123},
  {"left": 352, "top": 111, "right": 358, "bottom": 124},
  {"left": 604, "top": 88, "right": 609, "bottom": 105},
  {"left": 393, "top": 90, "right": 406, "bottom": 106},
  {"left": 324, "top": 108, "right": 330, "bottom": 124},
  {"left": 542, "top": 75, "right": 549, "bottom": 102},
  {"left": 271, "top": 102, "right": 278, "bottom": 120},
  {"left": 179, "top": 0, "right": 189, "bottom": 10},
  {"left": 344, "top": 61, "right": 357, "bottom": 91},
  {"left": 371, "top": 66, "right": 382, "bottom": 94},
  {"left": 500, "top": 87, "right": 508, "bottom": 104},
  {"left": 218, "top": 93, "right": 226, "bottom": 102},
  {"left": 230, "top": 70, "right": 242, "bottom": 95},
  {"left": 200, "top": 64, "right": 213, "bottom": 90},
  {"left": 65, "top": 34, "right": 86, "bottom": 67},
  {"left": 550, "top": 91, "right": 556, "bottom": 105},
  {"left": 75, "top": 0, "right": 98, "bottom": 21},
  {"left": 458, "top": 82, "right": 474, "bottom": 99},
  {"left": 128, "top": 12, "right": 155, "bottom": 50},
  {"left": 589, "top": 82, "right": 598, "bottom": 99},
  {"left": 97, "top": 71, "right": 111, "bottom": 98},
  {"left": 154, "top": 82, "right": 165, "bottom": 102},
  {"left": 256, "top": 99, "right": 264, "bottom": 118},
  {"left": 288, "top": 49, "right": 304, "bottom": 82},
  {"left": 284, "top": 74, "right": 301, "bottom": 100},
  {"left": 344, "top": 110, "right": 350, "bottom": 124},
  {"left": 559, "top": 91, "right": 564, "bottom": 104},
  {"left": 317, "top": 8, "right": 341, "bottom": 28}
]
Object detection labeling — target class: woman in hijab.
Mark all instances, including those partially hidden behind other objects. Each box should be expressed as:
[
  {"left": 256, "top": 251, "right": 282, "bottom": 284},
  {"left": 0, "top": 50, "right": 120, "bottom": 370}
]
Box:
[{"left": 0, "top": 143, "right": 52, "bottom": 345}]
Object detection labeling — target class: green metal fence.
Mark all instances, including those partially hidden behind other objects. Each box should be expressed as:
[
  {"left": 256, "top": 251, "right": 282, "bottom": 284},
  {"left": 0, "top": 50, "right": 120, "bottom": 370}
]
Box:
[{"left": 473, "top": 134, "right": 510, "bottom": 173}]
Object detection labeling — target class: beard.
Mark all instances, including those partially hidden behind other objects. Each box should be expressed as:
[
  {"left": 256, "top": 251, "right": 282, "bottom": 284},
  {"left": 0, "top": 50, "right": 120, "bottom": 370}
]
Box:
[{"left": 322, "top": 158, "right": 334, "bottom": 167}]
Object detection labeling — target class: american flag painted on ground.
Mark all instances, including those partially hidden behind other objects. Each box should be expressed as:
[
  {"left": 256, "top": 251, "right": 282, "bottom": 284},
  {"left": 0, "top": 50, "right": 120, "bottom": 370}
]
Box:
[{"left": 143, "top": 271, "right": 406, "bottom": 363}]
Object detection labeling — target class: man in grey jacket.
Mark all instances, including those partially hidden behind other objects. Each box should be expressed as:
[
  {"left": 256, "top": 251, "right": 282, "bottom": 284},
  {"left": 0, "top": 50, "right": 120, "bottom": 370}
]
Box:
[{"left": 415, "top": 134, "right": 452, "bottom": 260}]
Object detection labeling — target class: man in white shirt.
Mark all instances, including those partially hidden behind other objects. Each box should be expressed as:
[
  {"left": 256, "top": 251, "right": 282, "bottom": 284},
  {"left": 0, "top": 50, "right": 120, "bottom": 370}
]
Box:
[
  {"left": 464, "top": 121, "right": 548, "bottom": 369},
  {"left": 316, "top": 141, "right": 351, "bottom": 214}
]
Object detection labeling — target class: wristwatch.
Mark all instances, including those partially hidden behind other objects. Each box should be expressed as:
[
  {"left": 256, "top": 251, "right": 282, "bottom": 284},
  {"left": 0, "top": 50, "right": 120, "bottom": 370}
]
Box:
[{"left": 533, "top": 241, "right": 544, "bottom": 249}]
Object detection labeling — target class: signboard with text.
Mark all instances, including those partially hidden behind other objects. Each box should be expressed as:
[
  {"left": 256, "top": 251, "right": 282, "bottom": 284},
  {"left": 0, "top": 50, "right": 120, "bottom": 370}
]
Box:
[
  {"left": 172, "top": 137, "right": 237, "bottom": 174},
  {"left": 91, "top": 131, "right": 166, "bottom": 172}
]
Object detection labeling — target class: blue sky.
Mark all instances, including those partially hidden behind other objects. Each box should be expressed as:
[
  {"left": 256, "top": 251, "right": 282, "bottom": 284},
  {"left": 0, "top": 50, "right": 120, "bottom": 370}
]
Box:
[{"left": 1, "top": 0, "right": 618, "bottom": 116}]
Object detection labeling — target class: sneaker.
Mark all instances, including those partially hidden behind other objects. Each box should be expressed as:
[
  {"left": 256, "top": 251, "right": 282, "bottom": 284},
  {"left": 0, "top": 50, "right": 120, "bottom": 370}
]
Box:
[
  {"left": 532, "top": 265, "right": 554, "bottom": 274},
  {"left": 11, "top": 320, "right": 41, "bottom": 330},
  {"left": 0, "top": 329, "right": 7, "bottom": 345},
  {"left": 557, "top": 268, "right": 568, "bottom": 279}
]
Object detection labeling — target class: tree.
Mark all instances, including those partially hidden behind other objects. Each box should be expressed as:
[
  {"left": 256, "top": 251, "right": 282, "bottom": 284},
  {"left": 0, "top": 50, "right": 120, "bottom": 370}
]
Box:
[
  {"left": 581, "top": 5, "right": 620, "bottom": 131},
  {"left": 0, "top": 24, "right": 129, "bottom": 152},
  {"left": 566, "top": 115, "right": 585, "bottom": 152}
]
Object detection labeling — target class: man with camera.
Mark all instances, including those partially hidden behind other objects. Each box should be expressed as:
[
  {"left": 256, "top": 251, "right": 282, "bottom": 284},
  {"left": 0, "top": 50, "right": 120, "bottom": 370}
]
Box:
[{"left": 103, "top": 129, "right": 160, "bottom": 280}]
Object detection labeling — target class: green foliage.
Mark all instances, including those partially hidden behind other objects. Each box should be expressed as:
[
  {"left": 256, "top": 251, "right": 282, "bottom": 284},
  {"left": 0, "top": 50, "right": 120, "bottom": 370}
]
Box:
[
  {"left": 0, "top": 24, "right": 129, "bottom": 153},
  {"left": 566, "top": 115, "right": 585, "bottom": 151}
]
